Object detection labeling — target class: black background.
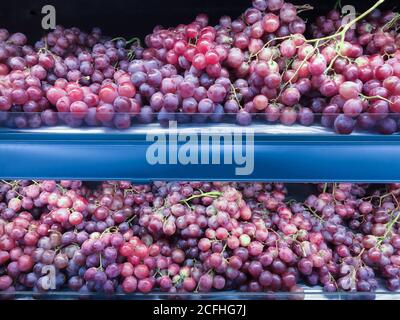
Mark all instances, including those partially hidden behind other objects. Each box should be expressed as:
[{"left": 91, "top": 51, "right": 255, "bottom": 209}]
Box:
[
  {"left": 0, "top": 299, "right": 391, "bottom": 319},
  {"left": 0, "top": 0, "right": 398, "bottom": 43}
]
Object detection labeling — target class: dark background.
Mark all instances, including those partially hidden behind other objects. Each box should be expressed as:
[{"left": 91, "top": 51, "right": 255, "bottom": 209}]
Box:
[{"left": 0, "top": 0, "right": 398, "bottom": 43}]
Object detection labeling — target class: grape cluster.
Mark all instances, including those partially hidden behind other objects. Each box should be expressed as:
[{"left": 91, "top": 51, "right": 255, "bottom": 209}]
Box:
[
  {"left": 310, "top": 8, "right": 399, "bottom": 55},
  {"left": 307, "top": 7, "right": 400, "bottom": 134},
  {"left": 0, "top": 179, "right": 399, "bottom": 297},
  {"left": 0, "top": 25, "right": 143, "bottom": 128},
  {"left": 303, "top": 183, "right": 400, "bottom": 292}
]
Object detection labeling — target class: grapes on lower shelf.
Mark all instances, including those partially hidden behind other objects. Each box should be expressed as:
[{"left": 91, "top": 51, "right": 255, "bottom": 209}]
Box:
[{"left": 0, "top": 180, "right": 399, "bottom": 297}]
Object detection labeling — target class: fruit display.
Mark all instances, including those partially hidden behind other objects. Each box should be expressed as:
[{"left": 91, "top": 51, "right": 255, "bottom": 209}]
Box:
[
  {"left": 0, "top": 0, "right": 399, "bottom": 133},
  {"left": 0, "top": 179, "right": 399, "bottom": 297}
]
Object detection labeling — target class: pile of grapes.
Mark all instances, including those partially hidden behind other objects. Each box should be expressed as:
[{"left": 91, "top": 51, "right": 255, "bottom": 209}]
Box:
[
  {"left": 0, "top": 0, "right": 400, "bottom": 133},
  {"left": 0, "top": 180, "right": 399, "bottom": 298}
]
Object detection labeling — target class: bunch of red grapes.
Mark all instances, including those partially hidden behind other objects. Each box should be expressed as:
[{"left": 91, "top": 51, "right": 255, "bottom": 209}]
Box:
[
  {"left": 0, "top": 0, "right": 400, "bottom": 133},
  {"left": 0, "top": 179, "right": 399, "bottom": 298}
]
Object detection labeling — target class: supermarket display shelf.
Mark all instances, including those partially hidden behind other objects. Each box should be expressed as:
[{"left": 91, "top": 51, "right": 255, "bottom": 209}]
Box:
[{"left": 1, "top": 123, "right": 399, "bottom": 182}]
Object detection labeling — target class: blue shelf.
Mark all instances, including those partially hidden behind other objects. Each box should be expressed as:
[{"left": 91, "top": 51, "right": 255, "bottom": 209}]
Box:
[{"left": 0, "top": 124, "right": 399, "bottom": 182}]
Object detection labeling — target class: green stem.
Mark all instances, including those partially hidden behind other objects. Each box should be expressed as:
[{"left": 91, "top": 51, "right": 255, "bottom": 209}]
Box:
[
  {"left": 230, "top": 83, "right": 243, "bottom": 109},
  {"left": 282, "top": 45, "right": 317, "bottom": 90},
  {"left": 180, "top": 191, "right": 222, "bottom": 204},
  {"left": 295, "top": 4, "right": 314, "bottom": 13},
  {"left": 111, "top": 37, "right": 126, "bottom": 42},
  {"left": 377, "top": 211, "right": 400, "bottom": 246},
  {"left": 304, "top": 204, "right": 325, "bottom": 222},
  {"left": 98, "top": 254, "right": 104, "bottom": 271},
  {"left": 382, "top": 12, "right": 400, "bottom": 31},
  {"left": 126, "top": 37, "right": 141, "bottom": 46},
  {"left": 1, "top": 180, "right": 14, "bottom": 187},
  {"left": 251, "top": 35, "right": 293, "bottom": 60},
  {"left": 359, "top": 93, "right": 392, "bottom": 104},
  {"left": 125, "top": 215, "right": 137, "bottom": 225},
  {"left": 100, "top": 226, "right": 119, "bottom": 238}
]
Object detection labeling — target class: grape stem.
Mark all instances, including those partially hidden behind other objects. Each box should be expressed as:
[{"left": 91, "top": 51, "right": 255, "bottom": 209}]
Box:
[
  {"left": 153, "top": 268, "right": 164, "bottom": 279},
  {"left": 334, "top": 0, "right": 342, "bottom": 10},
  {"left": 377, "top": 210, "right": 400, "bottom": 247},
  {"left": 297, "top": 239, "right": 308, "bottom": 257},
  {"left": 357, "top": 247, "right": 365, "bottom": 259},
  {"left": 48, "top": 229, "right": 62, "bottom": 236},
  {"left": 100, "top": 226, "right": 119, "bottom": 238},
  {"left": 124, "top": 187, "right": 139, "bottom": 196},
  {"left": 126, "top": 37, "right": 141, "bottom": 46},
  {"left": 362, "top": 190, "right": 392, "bottom": 203},
  {"left": 281, "top": 44, "right": 317, "bottom": 92},
  {"left": 285, "top": 199, "right": 296, "bottom": 206},
  {"left": 304, "top": 204, "right": 325, "bottom": 222},
  {"left": 111, "top": 37, "right": 125, "bottom": 41},
  {"left": 125, "top": 214, "right": 137, "bottom": 225},
  {"left": 382, "top": 12, "right": 400, "bottom": 31},
  {"left": 230, "top": 83, "right": 242, "bottom": 109},
  {"left": 359, "top": 93, "right": 392, "bottom": 104},
  {"left": 56, "top": 183, "right": 67, "bottom": 195},
  {"left": 180, "top": 191, "right": 222, "bottom": 204},
  {"left": 37, "top": 44, "right": 60, "bottom": 63},
  {"left": 111, "top": 36, "right": 141, "bottom": 47},
  {"left": 325, "top": 54, "right": 340, "bottom": 75},
  {"left": 1, "top": 180, "right": 16, "bottom": 188},
  {"left": 251, "top": 35, "right": 293, "bottom": 60},
  {"left": 98, "top": 254, "right": 104, "bottom": 271},
  {"left": 295, "top": 4, "right": 314, "bottom": 13},
  {"left": 1, "top": 179, "right": 24, "bottom": 198}
]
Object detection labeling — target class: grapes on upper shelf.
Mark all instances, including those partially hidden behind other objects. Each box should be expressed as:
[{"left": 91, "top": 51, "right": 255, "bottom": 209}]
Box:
[{"left": 0, "top": 0, "right": 399, "bottom": 133}]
